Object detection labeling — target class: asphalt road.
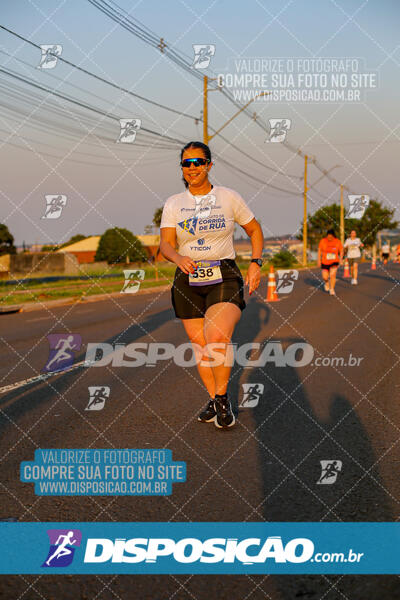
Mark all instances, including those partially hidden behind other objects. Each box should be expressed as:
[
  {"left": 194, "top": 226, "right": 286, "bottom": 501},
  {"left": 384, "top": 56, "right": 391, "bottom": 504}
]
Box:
[{"left": 0, "top": 262, "right": 399, "bottom": 599}]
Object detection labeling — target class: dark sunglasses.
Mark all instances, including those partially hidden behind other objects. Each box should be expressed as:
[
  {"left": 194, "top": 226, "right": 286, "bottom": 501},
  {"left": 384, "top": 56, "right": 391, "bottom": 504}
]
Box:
[{"left": 181, "top": 158, "right": 210, "bottom": 168}]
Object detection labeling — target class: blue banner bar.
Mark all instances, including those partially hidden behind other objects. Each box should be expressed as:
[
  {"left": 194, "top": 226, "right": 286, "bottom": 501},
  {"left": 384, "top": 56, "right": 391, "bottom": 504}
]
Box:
[{"left": 0, "top": 522, "right": 399, "bottom": 574}]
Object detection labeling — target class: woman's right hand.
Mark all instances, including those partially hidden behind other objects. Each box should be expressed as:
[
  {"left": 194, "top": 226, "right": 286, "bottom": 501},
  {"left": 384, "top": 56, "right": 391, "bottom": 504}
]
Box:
[{"left": 175, "top": 255, "right": 197, "bottom": 274}]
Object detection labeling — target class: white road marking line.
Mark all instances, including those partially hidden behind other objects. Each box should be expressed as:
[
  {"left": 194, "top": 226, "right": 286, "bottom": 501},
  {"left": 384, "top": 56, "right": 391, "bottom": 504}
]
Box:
[
  {"left": 0, "top": 360, "right": 87, "bottom": 395},
  {"left": 26, "top": 317, "right": 52, "bottom": 322}
]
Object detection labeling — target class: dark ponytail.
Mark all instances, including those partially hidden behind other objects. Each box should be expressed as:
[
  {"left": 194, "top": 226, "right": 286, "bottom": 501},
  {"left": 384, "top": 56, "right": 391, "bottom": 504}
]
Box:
[{"left": 180, "top": 141, "right": 212, "bottom": 188}]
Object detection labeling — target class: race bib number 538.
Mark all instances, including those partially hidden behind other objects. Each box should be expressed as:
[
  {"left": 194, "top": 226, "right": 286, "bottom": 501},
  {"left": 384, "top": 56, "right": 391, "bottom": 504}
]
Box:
[{"left": 189, "top": 260, "right": 222, "bottom": 286}]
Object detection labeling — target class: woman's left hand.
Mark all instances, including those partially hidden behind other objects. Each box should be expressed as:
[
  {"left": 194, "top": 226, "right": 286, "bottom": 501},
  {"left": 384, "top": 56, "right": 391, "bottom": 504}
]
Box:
[{"left": 245, "top": 263, "right": 261, "bottom": 295}]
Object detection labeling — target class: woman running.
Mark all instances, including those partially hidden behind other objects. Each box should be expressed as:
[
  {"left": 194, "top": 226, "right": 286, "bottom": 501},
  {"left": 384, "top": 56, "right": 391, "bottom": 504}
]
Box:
[
  {"left": 344, "top": 229, "right": 364, "bottom": 284},
  {"left": 160, "top": 141, "right": 264, "bottom": 429},
  {"left": 381, "top": 241, "right": 390, "bottom": 264},
  {"left": 318, "top": 229, "right": 343, "bottom": 296}
]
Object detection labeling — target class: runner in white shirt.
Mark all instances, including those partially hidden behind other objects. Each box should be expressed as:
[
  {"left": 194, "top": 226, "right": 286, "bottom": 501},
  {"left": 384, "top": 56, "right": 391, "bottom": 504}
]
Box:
[
  {"left": 160, "top": 141, "right": 264, "bottom": 429},
  {"left": 381, "top": 241, "right": 390, "bottom": 264},
  {"left": 344, "top": 230, "right": 364, "bottom": 284}
]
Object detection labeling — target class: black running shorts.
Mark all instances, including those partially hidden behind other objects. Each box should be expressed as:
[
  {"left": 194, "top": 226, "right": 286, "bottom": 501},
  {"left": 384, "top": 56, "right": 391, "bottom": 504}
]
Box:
[
  {"left": 171, "top": 259, "right": 246, "bottom": 319},
  {"left": 321, "top": 262, "right": 339, "bottom": 271}
]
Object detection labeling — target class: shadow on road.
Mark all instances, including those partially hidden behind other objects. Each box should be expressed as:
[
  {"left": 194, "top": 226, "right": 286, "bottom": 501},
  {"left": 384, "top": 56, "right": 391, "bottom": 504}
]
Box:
[
  {"left": 230, "top": 294, "right": 395, "bottom": 598},
  {"left": 303, "top": 276, "right": 323, "bottom": 290},
  {"left": 0, "top": 307, "right": 174, "bottom": 424},
  {"left": 0, "top": 292, "right": 397, "bottom": 597},
  {"left": 229, "top": 296, "right": 270, "bottom": 415},
  {"left": 362, "top": 271, "right": 400, "bottom": 283}
]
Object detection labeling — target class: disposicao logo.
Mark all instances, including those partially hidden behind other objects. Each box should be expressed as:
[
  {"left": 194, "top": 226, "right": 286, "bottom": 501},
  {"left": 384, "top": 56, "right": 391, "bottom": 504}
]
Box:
[
  {"left": 43, "top": 334, "right": 82, "bottom": 373},
  {"left": 42, "top": 529, "right": 82, "bottom": 567},
  {"left": 83, "top": 536, "right": 314, "bottom": 564}
]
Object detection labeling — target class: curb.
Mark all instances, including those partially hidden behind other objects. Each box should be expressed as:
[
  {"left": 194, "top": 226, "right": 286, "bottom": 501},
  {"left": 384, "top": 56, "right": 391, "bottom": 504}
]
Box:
[{"left": 3, "top": 285, "right": 170, "bottom": 314}]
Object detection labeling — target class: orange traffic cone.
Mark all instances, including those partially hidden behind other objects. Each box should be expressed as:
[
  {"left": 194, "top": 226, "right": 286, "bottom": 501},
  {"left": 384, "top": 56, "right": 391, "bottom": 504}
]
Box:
[
  {"left": 266, "top": 266, "right": 279, "bottom": 302},
  {"left": 343, "top": 258, "right": 350, "bottom": 278},
  {"left": 371, "top": 257, "right": 376, "bottom": 270}
]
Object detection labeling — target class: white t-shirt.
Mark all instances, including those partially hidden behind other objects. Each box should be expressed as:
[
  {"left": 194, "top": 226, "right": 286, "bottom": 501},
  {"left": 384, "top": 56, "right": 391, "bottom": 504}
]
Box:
[
  {"left": 344, "top": 237, "right": 362, "bottom": 258},
  {"left": 382, "top": 244, "right": 390, "bottom": 253},
  {"left": 160, "top": 186, "right": 254, "bottom": 260}
]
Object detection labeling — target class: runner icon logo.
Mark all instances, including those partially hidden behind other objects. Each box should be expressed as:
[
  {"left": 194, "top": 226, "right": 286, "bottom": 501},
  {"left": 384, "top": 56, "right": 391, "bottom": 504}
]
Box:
[
  {"left": 117, "top": 118, "right": 141, "bottom": 143},
  {"left": 192, "top": 44, "right": 216, "bottom": 69},
  {"left": 85, "top": 386, "right": 111, "bottom": 411},
  {"left": 276, "top": 269, "right": 299, "bottom": 294},
  {"left": 42, "top": 529, "right": 82, "bottom": 568},
  {"left": 266, "top": 119, "right": 291, "bottom": 143},
  {"left": 317, "top": 460, "right": 342, "bottom": 485},
  {"left": 240, "top": 383, "right": 264, "bottom": 408},
  {"left": 43, "top": 334, "right": 82, "bottom": 373},
  {"left": 121, "top": 270, "right": 145, "bottom": 294},
  {"left": 41, "top": 195, "right": 67, "bottom": 219},
  {"left": 347, "top": 195, "right": 370, "bottom": 219},
  {"left": 37, "top": 45, "right": 62, "bottom": 69}
]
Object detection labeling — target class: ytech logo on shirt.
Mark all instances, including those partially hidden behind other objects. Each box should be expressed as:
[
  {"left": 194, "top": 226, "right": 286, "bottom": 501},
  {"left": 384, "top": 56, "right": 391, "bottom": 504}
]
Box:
[
  {"left": 178, "top": 217, "right": 198, "bottom": 235},
  {"left": 190, "top": 238, "right": 211, "bottom": 252}
]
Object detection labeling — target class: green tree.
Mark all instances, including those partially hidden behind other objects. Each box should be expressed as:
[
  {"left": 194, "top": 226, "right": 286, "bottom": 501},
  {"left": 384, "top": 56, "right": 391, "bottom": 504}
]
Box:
[
  {"left": 297, "top": 204, "right": 342, "bottom": 250},
  {"left": 95, "top": 227, "right": 146, "bottom": 264},
  {"left": 355, "top": 200, "right": 397, "bottom": 246},
  {"left": 0, "top": 224, "right": 16, "bottom": 255},
  {"left": 153, "top": 207, "right": 163, "bottom": 228},
  {"left": 41, "top": 245, "right": 58, "bottom": 252},
  {"left": 298, "top": 200, "right": 397, "bottom": 249},
  {"left": 271, "top": 249, "right": 297, "bottom": 268}
]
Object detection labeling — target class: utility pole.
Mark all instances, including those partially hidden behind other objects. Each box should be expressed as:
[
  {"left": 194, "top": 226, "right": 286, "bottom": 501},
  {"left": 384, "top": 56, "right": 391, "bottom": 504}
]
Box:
[
  {"left": 203, "top": 76, "right": 208, "bottom": 144},
  {"left": 303, "top": 155, "right": 308, "bottom": 266},
  {"left": 202, "top": 75, "right": 268, "bottom": 145},
  {"left": 340, "top": 184, "right": 344, "bottom": 246}
]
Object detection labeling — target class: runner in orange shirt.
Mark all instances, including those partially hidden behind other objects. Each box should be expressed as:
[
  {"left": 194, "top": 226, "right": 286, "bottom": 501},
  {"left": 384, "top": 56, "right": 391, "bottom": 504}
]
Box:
[{"left": 318, "top": 229, "right": 343, "bottom": 296}]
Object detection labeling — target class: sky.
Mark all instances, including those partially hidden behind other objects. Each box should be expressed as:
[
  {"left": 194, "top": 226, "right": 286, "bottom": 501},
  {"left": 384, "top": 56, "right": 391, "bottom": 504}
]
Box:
[{"left": 0, "top": 0, "right": 399, "bottom": 246}]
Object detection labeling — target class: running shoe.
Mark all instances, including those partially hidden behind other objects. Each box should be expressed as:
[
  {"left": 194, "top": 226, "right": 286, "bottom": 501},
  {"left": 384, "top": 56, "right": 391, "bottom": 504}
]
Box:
[
  {"left": 351, "top": 278, "right": 356, "bottom": 284},
  {"left": 214, "top": 394, "right": 235, "bottom": 429},
  {"left": 329, "top": 288, "right": 336, "bottom": 296},
  {"left": 198, "top": 399, "right": 217, "bottom": 423},
  {"left": 324, "top": 282, "right": 330, "bottom": 292}
]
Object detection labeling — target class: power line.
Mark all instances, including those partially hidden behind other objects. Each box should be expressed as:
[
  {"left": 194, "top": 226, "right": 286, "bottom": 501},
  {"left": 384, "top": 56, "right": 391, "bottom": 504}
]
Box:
[
  {"left": 85, "top": 1, "right": 361, "bottom": 194},
  {"left": 0, "top": 66, "right": 184, "bottom": 145},
  {"left": 86, "top": 0, "right": 207, "bottom": 81},
  {"left": 0, "top": 24, "right": 306, "bottom": 185},
  {"left": 0, "top": 31, "right": 345, "bottom": 197},
  {"left": 0, "top": 24, "right": 200, "bottom": 121},
  {"left": 210, "top": 128, "right": 303, "bottom": 180},
  {"left": 0, "top": 67, "right": 324, "bottom": 195},
  {"left": 85, "top": 0, "right": 271, "bottom": 128},
  {"left": 216, "top": 156, "right": 301, "bottom": 195}
]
